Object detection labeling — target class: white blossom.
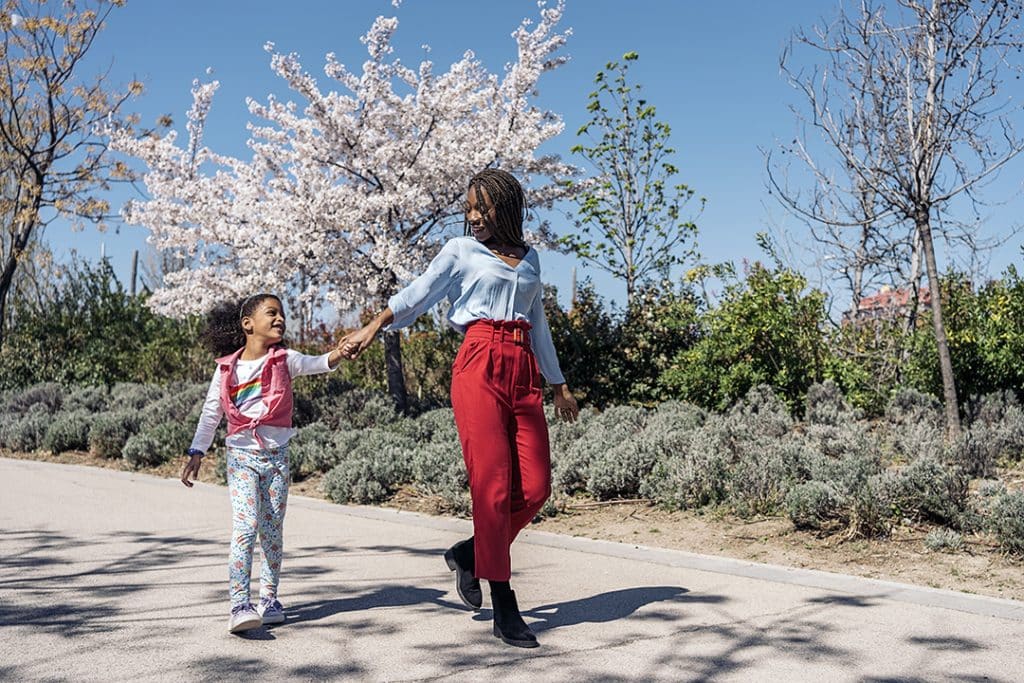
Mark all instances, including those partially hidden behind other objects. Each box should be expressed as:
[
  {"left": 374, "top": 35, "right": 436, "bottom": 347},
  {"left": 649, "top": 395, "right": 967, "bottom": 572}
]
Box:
[{"left": 108, "top": 1, "right": 577, "bottom": 320}]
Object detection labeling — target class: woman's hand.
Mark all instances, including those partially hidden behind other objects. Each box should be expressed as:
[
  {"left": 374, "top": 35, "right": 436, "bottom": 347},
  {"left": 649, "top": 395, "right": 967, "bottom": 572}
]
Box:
[
  {"left": 181, "top": 454, "right": 202, "bottom": 488},
  {"left": 552, "top": 384, "right": 579, "bottom": 422},
  {"left": 340, "top": 307, "right": 394, "bottom": 359},
  {"left": 339, "top": 323, "right": 380, "bottom": 360}
]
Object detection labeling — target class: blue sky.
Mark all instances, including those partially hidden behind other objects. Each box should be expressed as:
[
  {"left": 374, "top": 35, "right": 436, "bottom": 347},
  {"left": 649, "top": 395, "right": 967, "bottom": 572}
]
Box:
[{"left": 50, "top": 0, "right": 1024, "bottom": 313}]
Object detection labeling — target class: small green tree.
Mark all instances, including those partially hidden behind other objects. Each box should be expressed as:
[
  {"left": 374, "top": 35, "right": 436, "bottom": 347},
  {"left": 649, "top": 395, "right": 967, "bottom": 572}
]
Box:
[
  {"left": 660, "top": 262, "right": 828, "bottom": 413},
  {"left": 562, "top": 52, "right": 703, "bottom": 307}
]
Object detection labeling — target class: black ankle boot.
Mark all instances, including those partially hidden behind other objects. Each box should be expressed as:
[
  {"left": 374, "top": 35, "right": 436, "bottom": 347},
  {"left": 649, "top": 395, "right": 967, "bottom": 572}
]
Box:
[
  {"left": 490, "top": 584, "right": 538, "bottom": 648},
  {"left": 443, "top": 537, "right": 482, "bottom": 610}
]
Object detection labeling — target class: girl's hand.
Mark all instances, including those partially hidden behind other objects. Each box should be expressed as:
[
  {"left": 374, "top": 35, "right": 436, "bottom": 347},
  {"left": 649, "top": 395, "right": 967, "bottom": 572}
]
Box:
[
  {"left": 181, "top": 454, "right": 202, "bottom": 488},
  {"left": 552, "top": 384, "right": 579, "bottom": 422},
  {"left": 339, "top": 323, "right": 379, "bottom": 360}
]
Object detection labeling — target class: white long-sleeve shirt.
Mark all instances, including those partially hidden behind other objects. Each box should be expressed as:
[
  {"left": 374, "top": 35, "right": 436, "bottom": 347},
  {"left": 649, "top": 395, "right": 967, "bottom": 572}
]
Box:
[
  {"left": 386, "top": 236, "right": 566, "bottom": 385},
  {"left": 189, "top": 349, "right": 335, "bottom": 453}
]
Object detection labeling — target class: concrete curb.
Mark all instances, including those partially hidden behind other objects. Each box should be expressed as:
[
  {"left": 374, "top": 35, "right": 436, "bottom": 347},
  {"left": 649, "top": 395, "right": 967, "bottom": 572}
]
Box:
[{"left": 9, "top": 456, "right": 1024, "bottom": 623}]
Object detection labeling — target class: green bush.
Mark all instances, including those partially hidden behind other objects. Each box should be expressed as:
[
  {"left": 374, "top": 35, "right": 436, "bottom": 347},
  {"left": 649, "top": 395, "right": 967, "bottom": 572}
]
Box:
[
  {"left": 42, "top": 411, "right": 93, "bottom": 453},
  {"left": 0, "top": 259, "right": 207, "bottom": 390},
  {"left": 660, "top": 264, "right": 828, "bottom": 413}
]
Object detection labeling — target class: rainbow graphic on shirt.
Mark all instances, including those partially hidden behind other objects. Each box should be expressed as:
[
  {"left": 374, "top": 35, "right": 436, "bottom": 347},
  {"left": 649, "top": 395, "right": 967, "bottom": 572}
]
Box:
[{"left": 230, "top": 377, "right": 262, "bottom": 408}]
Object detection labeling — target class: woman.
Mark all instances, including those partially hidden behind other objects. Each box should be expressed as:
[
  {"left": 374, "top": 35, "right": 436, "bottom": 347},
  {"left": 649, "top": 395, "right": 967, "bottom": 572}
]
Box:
[{"left": 340, "top": 168, "right": 579, "bottom": 648}]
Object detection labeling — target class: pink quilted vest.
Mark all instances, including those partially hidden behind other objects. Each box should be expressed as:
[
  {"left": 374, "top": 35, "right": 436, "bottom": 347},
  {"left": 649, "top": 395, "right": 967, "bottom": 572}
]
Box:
[{"left": 216, "top": 345, "right": 293, "bottom": 447}]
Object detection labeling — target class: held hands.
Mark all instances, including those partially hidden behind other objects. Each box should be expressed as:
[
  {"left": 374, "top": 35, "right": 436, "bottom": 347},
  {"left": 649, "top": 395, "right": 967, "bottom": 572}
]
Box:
[
  {"left": 180, "top": 454, "right": 202, "bottom": 488},
  {"left": 339, "top": 322, "right": 380, "bottom": 360},
  {"left": 552, "top": 384, "right": 579, "bottom": 422}
]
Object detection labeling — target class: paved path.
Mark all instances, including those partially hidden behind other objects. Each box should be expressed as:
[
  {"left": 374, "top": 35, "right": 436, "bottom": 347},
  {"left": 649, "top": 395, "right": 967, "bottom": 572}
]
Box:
[{"left": 2, "top": 457, "right": 1023, "bottom": 682}]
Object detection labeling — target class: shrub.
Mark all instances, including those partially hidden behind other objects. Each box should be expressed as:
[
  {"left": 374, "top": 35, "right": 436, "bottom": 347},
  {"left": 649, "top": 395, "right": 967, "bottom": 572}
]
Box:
[
  {"left": 289, "top": 425, "right": 362, "bottom": 479},
  {"left": 110, "top": 383, "right": 167, "bottom": 412},
  {"left": 724, "top": 385, "right": 793, "bottom": 440},
  {"left": 122, "top": 421, "right": 192, "bottom": 468},
  {"left": 892, "top": 457, "right": 969, "bottom": 527},
  {"left": 121, "top": 431, "right": 166, "bottom": 469},
  {"left": 641, "top": 428, "right": 729, "bottom": 510},
  {"left": 659, "top": 264, "right": 828, "bottom": 413},
  {"left": 786, "top": 481, "right": 845, "bottom": 531},
  {"left": 321, "top": 429, "right": 415, "bottom": 504},
  {"left": 318, "top": 389, "right": 399, "bottom": 431},
  {"left": 642, "top": 400, "right": 705, "bottom": 436},
  {"left": 551, "top": 405, "right": 645, "bottom": 495},
  {"left": 988, "top": 490, "right": 1024, "bottom": 555},
  {"left": 804, "top": 380, "right": 858, "bottom": 426},
  {"left": 89, "top": 412, "right": 140, "bottom": 459},
  {"left": 728, "top": 441, "right": 791, "bottom": 517},
  {"left": 961, "top": 391, "right": 1024, "bottom": 476},
  {"left": 924, "top": 529, "right": 964, "bottom": 553},
  {"left": 846, "top": 473, "right": 897, "bottom": 538},
  {"left": 2, "top": 383, "right": 63, "bottom": 416},
  {"left": 0, "top": 407, "right": 52, "bottom": 451},
  {"left": 886, "top": 388, "right": 942, "bottom": 429},
  {"left": 63, "top": 385, "right": 110, "bottom": 414},
  {"left": 410, "top": 441, "right": 470, "bottom": 515},
  {"left": 42, "top": 411, "right": 93, "bottom": 453},
  {"left": 138, "top": 382, "right": 207, "bottom": 431},
  {"left": 587, "top": 438, "right": 660, "bottom": 500},
  {"left": 886, "top": 420, "right": 945, "bottom": 464}
]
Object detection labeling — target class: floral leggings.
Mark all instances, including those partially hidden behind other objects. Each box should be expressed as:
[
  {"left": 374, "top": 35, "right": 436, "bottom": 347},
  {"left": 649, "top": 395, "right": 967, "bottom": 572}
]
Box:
[{"left": 226, "top": 446, "right": 289, "bottom": 608}]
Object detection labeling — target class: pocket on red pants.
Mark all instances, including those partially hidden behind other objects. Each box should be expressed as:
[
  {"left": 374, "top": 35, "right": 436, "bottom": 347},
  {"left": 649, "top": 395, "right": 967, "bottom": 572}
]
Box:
[{"left": 452, "top": 339, "right": 488, "bottom": 376}]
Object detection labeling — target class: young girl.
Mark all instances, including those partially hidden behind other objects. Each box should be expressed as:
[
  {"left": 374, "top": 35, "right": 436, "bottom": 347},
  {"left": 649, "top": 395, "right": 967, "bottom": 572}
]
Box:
[
  {"left": 340, "top": 169, "right": 579, "bottom": 648},
  {"left": 181, "top": 293, "right": 346, "bottom": 634}
]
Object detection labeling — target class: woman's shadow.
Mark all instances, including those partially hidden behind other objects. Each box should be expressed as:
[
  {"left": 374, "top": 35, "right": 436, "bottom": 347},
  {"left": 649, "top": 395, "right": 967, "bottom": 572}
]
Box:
[{"left": 473, "top": 586, "right": 726, "bottom": 633}]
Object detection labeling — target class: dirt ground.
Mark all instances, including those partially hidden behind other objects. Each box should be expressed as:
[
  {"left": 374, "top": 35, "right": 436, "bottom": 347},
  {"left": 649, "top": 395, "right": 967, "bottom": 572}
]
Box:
[{"left": 7, "top": 447, "right": 1022, "bottom": 602}]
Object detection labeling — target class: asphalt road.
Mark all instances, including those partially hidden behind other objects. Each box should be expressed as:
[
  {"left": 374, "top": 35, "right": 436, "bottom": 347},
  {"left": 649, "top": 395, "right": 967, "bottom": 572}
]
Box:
[{"left": 2, "top": 457, "right": 1023, "bottom": 682}]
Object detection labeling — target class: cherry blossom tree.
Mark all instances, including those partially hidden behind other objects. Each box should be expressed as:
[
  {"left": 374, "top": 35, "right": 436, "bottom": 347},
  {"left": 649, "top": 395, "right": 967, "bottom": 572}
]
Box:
[{"left": 110, "top": 1, "right": 578, "bottom": 411}]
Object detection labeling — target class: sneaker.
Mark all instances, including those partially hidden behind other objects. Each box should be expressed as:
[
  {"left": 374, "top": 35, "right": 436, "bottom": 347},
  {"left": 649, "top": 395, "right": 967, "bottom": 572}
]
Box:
[
  {"left": 228, "top": 603, "right": 262, "bottom": 633},
  {"left": 257, "top": 597, "right": 286, "bottom": 625}
]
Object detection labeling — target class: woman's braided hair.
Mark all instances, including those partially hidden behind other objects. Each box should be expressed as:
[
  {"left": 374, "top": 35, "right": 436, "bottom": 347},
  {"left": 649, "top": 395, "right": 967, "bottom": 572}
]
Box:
[
  {"left": 199, "top": 293, "right": 282, "bottom": 357},
  {"left": 464, "top": 168, "right": 528, "bottom": 248}
]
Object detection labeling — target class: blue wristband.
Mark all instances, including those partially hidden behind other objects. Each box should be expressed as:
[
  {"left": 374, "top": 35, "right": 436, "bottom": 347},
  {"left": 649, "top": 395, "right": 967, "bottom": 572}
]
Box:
[{"left": 186, "top": 448, "right": 205, "bottom": 458}]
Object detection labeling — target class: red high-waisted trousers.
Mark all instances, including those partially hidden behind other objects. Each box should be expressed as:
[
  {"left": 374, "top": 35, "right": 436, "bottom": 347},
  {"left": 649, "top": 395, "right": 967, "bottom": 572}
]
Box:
[{"left": 450, "top": 319, "right": 552, "bottom": 582}]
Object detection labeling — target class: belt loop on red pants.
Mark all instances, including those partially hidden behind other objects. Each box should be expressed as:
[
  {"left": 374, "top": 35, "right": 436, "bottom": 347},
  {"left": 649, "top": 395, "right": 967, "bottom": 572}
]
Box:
[{"left": 465, "top": 319, "right": 532, "bottom": 348}]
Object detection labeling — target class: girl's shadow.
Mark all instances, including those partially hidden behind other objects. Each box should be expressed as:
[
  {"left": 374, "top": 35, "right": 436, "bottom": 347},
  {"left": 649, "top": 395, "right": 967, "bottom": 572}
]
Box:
[{"left": 473, "top": 586, "right": 726, "bottom": 632}]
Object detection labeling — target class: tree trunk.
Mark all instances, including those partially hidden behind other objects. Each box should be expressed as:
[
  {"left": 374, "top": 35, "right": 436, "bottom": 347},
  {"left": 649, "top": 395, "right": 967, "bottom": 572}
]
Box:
[
  {"left": 383, "top": 329, "right": 408, "bottom": 414},
  {"left": 0, "top": 219, "right": 34, "bottom": 350},
  {"left": 917, "top": 217, "right": 961, "bottom": 437},
  {"left": 0, "top": 253, "right": 15, "bottom": 349}
]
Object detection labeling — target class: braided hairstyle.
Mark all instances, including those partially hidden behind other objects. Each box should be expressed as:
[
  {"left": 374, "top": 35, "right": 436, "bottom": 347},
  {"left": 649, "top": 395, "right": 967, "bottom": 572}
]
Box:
[
  {"left": 199, "top": 293, "right": 283, "bottom": 357},
  {"left": 464, "top": 168, "right": 528, "bottom": 248}
]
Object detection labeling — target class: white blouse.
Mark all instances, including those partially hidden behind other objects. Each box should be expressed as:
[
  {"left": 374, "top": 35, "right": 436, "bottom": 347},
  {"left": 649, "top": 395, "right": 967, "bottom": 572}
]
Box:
[{"left": 387, "top": 236, "right": 566, "bottom": 385}]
